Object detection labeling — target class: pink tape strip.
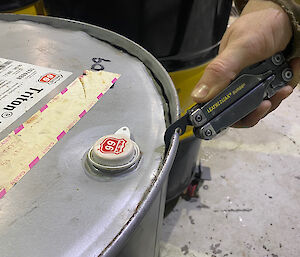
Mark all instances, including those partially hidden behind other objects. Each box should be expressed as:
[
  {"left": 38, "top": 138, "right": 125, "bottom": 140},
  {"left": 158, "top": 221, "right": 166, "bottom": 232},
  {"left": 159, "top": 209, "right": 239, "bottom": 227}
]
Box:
[
  {"left": 97, "top": 93, "right": 103, "bottom": 100},
  {"left": 0, "top": 188, "right": 6, "bottom": 199},
  {"left": 61, "top": 88, "right": 68, "bottom": 95},
  {"left": 79, "top": 110, "right": 87, "bottom": 118},
  {"left": 57, "top": 131, "right": 66, "bottom": 141},
  {"left": 40, "top": 104, "right": 48, "bottom": 112},
  {"left": 29, "top": 157, "right": 40, "bottom": 169},
  {"left": 14, "top": 124, "right": 24, "bottom": 135},
  {"left": 112, "top": 78, "right": 117, "bottom": 84}
]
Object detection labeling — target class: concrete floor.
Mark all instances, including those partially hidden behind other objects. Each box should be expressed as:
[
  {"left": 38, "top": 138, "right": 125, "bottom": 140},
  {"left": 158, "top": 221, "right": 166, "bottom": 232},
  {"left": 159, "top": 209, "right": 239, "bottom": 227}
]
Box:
[{"left": 160, "top": 85, "right": 300, "bottom": 257}]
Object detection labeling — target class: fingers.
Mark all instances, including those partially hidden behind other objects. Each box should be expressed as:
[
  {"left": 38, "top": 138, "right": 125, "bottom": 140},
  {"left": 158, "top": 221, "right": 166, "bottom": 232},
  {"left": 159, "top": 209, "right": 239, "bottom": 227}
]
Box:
[
  {"left": 268, "top": 86, "right": 293, "bottom": 112},
  {"left": 191, "top": 8, "right": 292, "bottom": 104},
  {"left": 233, "top": 101, "right": 272, "bottom": 128},
  {"left": 233, "top": 86, "right": 293, "bottom": 128}
]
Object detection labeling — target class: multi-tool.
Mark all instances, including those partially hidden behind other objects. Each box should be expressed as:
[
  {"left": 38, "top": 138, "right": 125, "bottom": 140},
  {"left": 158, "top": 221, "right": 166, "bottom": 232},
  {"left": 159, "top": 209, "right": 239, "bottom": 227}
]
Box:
[{"left": 164, "top": 52, "right": 293, "bottom": 147}]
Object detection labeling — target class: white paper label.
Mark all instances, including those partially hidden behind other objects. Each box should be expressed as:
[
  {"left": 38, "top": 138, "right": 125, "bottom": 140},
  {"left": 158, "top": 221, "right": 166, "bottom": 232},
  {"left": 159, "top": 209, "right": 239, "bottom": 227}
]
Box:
[{"left": 0, "top": 58, "right": 72, "bottom": 132}]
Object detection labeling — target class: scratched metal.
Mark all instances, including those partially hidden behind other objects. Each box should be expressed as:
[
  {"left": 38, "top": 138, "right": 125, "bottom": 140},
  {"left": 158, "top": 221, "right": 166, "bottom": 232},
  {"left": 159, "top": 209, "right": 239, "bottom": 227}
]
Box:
[{"left": 0, "top": 14, "right": 180, "bottom": 257}]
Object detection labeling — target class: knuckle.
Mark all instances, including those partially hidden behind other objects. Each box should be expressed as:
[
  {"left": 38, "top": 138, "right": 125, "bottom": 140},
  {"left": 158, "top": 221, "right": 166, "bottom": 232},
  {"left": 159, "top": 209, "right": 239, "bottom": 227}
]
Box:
[
  {"left": 268, "top": 10, "right": 290, "bottom": 50},
  {"left": 270, "top": 9, "right": 287, "bottom": 28},
  {"left": 240, "top": 33, "right": 267, "bottom": 56},
  {"left": 206, "top": 59, "right": 228, "bottom": 78}
]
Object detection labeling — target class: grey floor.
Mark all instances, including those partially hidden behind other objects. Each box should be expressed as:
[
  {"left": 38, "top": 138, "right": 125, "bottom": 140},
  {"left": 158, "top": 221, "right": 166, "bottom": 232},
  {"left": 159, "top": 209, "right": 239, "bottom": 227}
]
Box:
[{"left": 160, "top": 85, "right": 300, "bottom": 257}]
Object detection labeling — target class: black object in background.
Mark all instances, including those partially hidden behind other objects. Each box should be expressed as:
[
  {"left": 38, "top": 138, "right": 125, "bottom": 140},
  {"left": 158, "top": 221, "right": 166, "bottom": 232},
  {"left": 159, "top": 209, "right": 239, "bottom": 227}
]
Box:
[
  {"left": 0, "top": 0, "right": 37, "bottom": 11},
  {"left": 44, "top": 0, "right": 232, "bottom": 71}
]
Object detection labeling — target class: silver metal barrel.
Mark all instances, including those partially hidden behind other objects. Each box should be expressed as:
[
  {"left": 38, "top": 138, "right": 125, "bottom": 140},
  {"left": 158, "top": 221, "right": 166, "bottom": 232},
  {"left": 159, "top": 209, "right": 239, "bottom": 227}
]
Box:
[{"left": 0, "top": 14, "right": 180, "bottom": 257}]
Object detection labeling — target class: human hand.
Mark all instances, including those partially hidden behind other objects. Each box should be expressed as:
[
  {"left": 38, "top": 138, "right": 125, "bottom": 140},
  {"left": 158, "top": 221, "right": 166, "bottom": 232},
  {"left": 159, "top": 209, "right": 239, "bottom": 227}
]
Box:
[{"left": 191, "top": 0, "right": 300, "bottom": 128}]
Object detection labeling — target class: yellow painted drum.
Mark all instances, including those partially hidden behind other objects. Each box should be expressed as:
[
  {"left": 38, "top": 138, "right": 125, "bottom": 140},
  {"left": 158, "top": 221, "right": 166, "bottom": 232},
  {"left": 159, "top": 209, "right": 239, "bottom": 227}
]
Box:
[
  {"left": 169, "top": 62, "right": 208, "bottom": 140},
  {"left": 1, "top": 0, "right": 46, "bottom": 15}
]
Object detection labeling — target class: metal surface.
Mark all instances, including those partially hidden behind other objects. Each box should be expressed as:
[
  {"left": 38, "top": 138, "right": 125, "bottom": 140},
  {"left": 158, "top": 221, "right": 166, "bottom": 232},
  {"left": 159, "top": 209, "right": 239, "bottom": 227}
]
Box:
[{"left": 0, "top": 14, "right": 180, "bottom": 257}]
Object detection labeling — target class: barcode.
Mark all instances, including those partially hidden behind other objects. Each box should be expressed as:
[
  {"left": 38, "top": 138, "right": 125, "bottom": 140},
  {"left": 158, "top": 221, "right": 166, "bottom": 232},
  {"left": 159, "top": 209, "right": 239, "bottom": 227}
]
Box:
[{"left": 0, "top": 61, "right": 12, "bottom": 70}]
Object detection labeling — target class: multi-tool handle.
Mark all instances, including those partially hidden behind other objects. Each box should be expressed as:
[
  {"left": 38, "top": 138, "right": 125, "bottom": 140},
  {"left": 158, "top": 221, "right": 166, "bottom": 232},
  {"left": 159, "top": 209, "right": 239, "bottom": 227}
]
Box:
[{"left": 192, "top": 53, "right": 293, "bottom": 139}]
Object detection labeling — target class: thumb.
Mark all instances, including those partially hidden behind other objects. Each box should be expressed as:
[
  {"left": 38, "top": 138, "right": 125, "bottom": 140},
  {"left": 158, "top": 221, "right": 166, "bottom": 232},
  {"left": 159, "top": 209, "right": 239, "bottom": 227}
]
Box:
[
  {"left": 191, "top": 48, "right": 243, "bottom": 102},
  {"left": 191, "top": 46, "right": 261, "bottom": 103}
]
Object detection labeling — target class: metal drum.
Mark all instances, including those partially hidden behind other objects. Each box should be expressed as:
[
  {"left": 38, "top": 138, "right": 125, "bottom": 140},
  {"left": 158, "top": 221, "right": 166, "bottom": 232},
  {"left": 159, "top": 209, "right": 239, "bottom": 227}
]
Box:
[
  {"left": 0, "top": 14, "right": 179, "bottom": 257},
  {"left": 43, "top": 0, "right": 231, "bottom": 201},
  {"left": 42, "top": 0, "right": 231, "bottom": 133}
]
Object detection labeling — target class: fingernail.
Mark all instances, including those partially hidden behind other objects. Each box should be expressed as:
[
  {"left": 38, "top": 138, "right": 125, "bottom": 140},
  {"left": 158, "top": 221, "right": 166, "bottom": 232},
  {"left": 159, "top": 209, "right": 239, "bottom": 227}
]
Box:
[{"left": 191, "top": 84, "right": 209, "bottom": 100}]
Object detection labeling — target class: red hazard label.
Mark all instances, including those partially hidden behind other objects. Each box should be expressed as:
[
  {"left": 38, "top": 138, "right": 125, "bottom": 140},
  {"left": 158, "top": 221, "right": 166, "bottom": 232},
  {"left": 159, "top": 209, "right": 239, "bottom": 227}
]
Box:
[
  {"left": 39, "top": 73, "right": 58, "bottom": 83},
  {"left": 99, "top": 137, "right": 127, "bottom": 155}
]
